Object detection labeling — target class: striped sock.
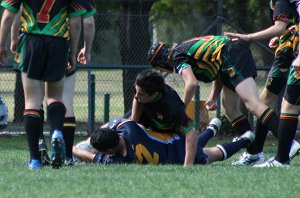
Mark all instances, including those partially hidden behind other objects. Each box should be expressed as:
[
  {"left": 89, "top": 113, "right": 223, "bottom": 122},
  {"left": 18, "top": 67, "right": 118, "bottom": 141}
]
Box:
[
  {"left": 24, "top": 109, "right": 42, "bottom": 161},
  {"left": 276, "top": 113, "right": 298, "bottom": 163}
]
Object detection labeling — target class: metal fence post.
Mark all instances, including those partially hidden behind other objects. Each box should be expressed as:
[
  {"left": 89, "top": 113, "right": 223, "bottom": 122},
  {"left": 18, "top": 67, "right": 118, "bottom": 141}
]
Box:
[
  {"left": 104, "top": 93, "right": 110, "bottom": 123},
  {"left": 88, "top": 70, "right": 95, "bottom": 135}
]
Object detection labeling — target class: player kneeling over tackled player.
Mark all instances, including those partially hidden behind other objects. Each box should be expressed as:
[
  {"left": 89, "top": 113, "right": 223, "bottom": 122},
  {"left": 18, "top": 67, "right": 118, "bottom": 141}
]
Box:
[{"left": 72, "top": 118, "right": 255, "bottom": 165}]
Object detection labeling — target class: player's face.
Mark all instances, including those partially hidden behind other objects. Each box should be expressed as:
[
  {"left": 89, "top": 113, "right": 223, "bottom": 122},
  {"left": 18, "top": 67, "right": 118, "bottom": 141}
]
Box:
[{"left": 134, "top": 85, "right": 158, "bottom": 104}]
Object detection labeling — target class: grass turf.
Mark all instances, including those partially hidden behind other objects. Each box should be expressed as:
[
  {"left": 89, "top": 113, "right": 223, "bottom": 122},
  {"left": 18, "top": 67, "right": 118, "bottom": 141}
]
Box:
[{"left": 0, "top": 135, "right": 300, "bottom": 198}]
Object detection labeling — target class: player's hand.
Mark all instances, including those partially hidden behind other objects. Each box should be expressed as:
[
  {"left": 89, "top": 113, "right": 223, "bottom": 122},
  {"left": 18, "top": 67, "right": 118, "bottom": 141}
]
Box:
[
  {"left": 205, "top": 100, "right": 217, "bottom": 111},
  {"left": 0, "top": 47, "right": 7, "bottom": 65},
  {"left": 77, "top": 47, "right": 90, "bottom": 65},
  {"left": 10, "top": 39, "right": 20, "bottom": 53},
  {"left": 67, "top": 55, "right": 77, "bottom": 74},
  {"left": 224, "top": 32, "right": 251, "bottom": 42},
  {"left": 268, "top": 37, "right": 279, "bottom": 48},
  {"left": 292, "top": 55, "right": 300, "bottom": 71},
  {"left": 289, "top": 25, "right": 297, "bottom": 35}
]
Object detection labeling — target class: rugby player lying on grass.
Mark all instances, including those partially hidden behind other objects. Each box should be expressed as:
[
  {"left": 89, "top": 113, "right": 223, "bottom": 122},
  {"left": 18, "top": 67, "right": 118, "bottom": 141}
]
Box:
[{"left": 72, "top": 118, "right": 255, "bottom": 165}]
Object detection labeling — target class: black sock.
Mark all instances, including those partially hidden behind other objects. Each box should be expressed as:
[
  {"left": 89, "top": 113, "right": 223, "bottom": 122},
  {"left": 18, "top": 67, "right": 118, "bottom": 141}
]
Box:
[
  {"left": 62, "top": 117, "right": 76, "bottom": 159},
  {"left": 231, "top": 115, "right": 252, "bottom": 135},
  {"left": 24, "top": 109, "right": 41, "bottom": 161},
  {"left": 38, "top": 108, "right": 45, "bottom": 140},
  {"left": 258, "top": 108, "right": 279, "bottom": 137},
  {"left": 276, "top": 113, "right": 298, "bottom": 163},
  {"left": 47, "top": 101, "right": 66, "bottom": 136},
  {"left": 247, "top": 120, "right": 268, "bottom": 154},
  {"left": 247, "top": 108, "right": 279, "bottom": 154},
  {"left": 217, "top": 138, "right": 250, "bottom": 160},
  {"left": 197, "top": 128, "right": 214, "bottom": 148}
]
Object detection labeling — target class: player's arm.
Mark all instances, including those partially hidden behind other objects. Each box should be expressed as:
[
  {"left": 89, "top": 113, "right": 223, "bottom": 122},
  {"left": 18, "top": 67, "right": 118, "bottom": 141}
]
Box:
[
  {"left": 10, "top": 7, "right": 21, "bottom": 53},
  {"left": 0, "top": 9, "right": 16, "bottom": 65},
  {"left": 181, "top": 66, "right": 198, "bottom": 106},
  {"left": 131, "top": 98, "right": 143, "bottom": 122},
  {"left": 69, "top": 16, "right": 82, "bottom": 70},
  {"left": 224, "top": 20, "right": 287, "bottom": 42},
  {"left": 77, "top": 16, "right": 95, "bottom": 64},
  {"left": 183, "top": 128, "right": 198, "bottom": 166},
  {"left": 205, "top": 78, "right": 223, "bottom": 111},
  {"left": 72, "top": 146, "right": 95, "bottom": 162}
]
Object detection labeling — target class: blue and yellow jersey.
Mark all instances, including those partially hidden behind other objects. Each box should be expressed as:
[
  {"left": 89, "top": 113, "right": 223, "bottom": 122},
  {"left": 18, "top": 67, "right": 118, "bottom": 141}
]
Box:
[
  {"left": 118, "top": 120, "right": 186, "bottom": 164},
  {"left": 93, "top": 120, "right": 207, "bottom": 165},
  {"left": 1, "top": 0, "right": 86, "bottom": 38},
  {"left": 172, "top": 35, "right": 231, "bottom": 83}
]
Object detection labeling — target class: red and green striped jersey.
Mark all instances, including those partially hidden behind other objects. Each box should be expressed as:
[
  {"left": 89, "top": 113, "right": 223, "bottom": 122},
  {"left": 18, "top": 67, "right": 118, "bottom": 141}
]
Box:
[
  {"left": 172, "top": 35, "right": 230, "bottom": 83},
  {"left": 1, "top": 0, "right": 86, "bottom": 38}
]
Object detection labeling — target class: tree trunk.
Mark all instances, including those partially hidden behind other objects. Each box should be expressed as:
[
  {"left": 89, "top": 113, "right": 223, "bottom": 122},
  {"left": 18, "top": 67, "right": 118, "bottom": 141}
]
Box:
[{"left": 119, "top": 0, "right": 155, "bottom": 115}]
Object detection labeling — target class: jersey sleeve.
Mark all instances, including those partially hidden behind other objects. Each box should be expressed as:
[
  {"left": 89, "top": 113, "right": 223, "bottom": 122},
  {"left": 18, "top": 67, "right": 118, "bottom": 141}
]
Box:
[
  {"left": 1, "top": 0, "right": 21, "bottom": 13},
  {"left": 172, "top": 49, "right": 192, "bottom": 75},
  {"left": 273, "top": 0, "right": 295, "bottom": 23}
]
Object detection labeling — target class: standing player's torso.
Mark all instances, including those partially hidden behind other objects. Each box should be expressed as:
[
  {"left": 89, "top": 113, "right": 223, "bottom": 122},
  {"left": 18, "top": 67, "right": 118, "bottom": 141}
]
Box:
[{"left": 2, "top": 0, "right": 85, "bottom": 38}]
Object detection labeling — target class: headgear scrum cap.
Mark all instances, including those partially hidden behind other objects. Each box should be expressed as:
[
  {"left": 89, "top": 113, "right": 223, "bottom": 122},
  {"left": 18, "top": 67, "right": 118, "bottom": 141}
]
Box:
[{"left": 147, "top": 42, "right": 172, "bottom": 70}]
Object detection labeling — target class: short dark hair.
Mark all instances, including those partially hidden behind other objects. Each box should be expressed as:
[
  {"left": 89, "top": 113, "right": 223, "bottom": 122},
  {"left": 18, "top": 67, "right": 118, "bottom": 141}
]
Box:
[
  {"left": 135, "top": 69, "right": 165, "bottom": 95},
  {"left": 90, "top": 128, "right": 120, "bottom": 151}
]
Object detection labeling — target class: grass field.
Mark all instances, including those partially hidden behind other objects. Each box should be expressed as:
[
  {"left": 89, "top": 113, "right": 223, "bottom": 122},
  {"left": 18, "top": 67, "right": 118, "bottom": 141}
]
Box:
[{"left": 1, "top": 135, "right": 300, "bottom": 198}]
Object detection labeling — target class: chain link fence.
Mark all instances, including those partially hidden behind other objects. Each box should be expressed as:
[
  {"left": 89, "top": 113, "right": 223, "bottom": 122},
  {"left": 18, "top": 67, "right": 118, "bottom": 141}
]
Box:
[{"left": 0, "top": 0, "right": 275, "bottom": 135}]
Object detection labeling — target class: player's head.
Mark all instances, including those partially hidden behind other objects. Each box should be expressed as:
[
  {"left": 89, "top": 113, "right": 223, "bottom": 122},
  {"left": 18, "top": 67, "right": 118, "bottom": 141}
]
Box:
[
  {"left": 147, "top": 42, "right": 173, "bottom": 71},
  {"left": 134, "top": 69, "right": 165, "bottom": 103},
  {"left": 90, "top": 128, "right": 120, "bottom": 154}
]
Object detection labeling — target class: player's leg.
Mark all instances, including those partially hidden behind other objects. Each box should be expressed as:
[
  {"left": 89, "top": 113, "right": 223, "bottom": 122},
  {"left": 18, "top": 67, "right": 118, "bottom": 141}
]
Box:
[
  {"left": 44, "top": 36, "right": 69, "bottom": 168},
  {"left": 21, "top": 73, "right": 44, "bottom": 170},
  {"left": 258, "top": 78, "right": 300, "bottom": 167},
  {"left": 197, "top": 118, "right": 222, "bottom": 148},
  {"left": 62, "top": 73, "right": 77, "bottom": 165},
  {"left": 260, "top": 87, "right": 278, "bottom": 110},
  {"left": 45, "top": 79, "right": 66, "bottom": 169},
  {"left": 222, "top": 86, "right": 252, "bottom": 135},
  {"left": 204, "top": 131, "right": 255, "bottom": 164},
  {"left": 276, "top": 98, "right": 300, "bottom": 163}
]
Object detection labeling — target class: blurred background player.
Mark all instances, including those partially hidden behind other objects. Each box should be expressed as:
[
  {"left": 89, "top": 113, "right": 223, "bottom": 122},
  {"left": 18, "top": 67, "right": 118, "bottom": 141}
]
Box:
[
  {"left": 73, "top": 118, "right": 255, "bottom": 165},
  {"left": 0, "top": 0, "right": 83, "bottom": 170}
]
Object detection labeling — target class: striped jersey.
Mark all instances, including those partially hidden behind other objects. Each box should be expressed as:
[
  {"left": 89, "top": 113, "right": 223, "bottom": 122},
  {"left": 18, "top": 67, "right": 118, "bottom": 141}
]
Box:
[
  {"left": 1, "top": 0, "right": 86, "bottom": 38},
  {"left": 171, "top": 35, "right": 231, "bottom": 83},
  {"left": 82, "top": 0, "right": 97, "bottom": 18}
]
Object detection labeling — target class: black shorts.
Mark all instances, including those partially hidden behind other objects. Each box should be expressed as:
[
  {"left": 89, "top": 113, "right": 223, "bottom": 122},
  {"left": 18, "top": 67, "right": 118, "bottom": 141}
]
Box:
[
  {"left": 284, "top": 67, "right": 300, "bottom": 105},
  {"left": 265, "top": 45, "right": 292, "bottom": 94},
  {"left": 219, "top": 42, "right": 257, "bottom": 91},
  {"left": 17, "top": 34, "right": 69, "bottom": 82}
]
